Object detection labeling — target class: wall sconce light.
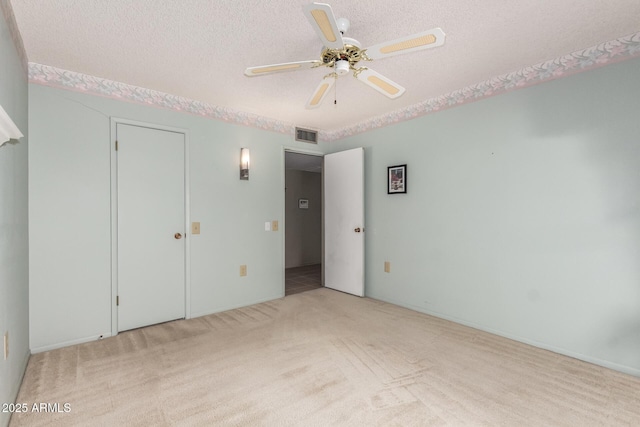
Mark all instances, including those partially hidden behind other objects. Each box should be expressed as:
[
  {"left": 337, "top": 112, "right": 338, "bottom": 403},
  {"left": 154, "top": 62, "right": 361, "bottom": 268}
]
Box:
[
  {"left": 0, "top": 104, "right": 24, "bottom": 148},
  {"left": 240, "top": 148, "right": 250, "bottom": 180}
]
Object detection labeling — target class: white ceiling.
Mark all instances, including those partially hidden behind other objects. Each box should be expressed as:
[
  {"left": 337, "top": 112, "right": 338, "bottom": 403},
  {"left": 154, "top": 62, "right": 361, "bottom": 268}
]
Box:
[{"left": 10, "top": 1, "right": 640, "bottom": 133}]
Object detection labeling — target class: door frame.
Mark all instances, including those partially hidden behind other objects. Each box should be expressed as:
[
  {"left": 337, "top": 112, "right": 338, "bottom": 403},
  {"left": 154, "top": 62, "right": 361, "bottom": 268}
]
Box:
[
  {"left": 110, "top": 117, "right": 191, "bottom": 336},
  {"left": 281, "top": 146, "right": 325, "bottom": 295}
]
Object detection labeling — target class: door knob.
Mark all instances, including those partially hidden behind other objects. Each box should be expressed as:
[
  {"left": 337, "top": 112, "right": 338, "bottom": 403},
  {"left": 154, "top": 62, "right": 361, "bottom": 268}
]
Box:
[
  {"left": 174, "top": 233, "right": 182, "bottom": 239},
  {"left": 354, "top": 227, "right": 361, "bottom": 233}
]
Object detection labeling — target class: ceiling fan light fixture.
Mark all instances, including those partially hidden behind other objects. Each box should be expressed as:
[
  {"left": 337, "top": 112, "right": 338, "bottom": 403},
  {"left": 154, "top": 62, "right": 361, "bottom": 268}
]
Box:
[{"left": 335, "top": 59, "right": 350, "bottom": 75}]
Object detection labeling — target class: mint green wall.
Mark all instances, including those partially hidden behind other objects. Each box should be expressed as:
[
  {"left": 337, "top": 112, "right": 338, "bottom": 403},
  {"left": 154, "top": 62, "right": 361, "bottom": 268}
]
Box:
[
  {"left": 28, "top": 84, "right": 320, "bottom": 351},
  {"left": 0, "top": 6, "right": 29, "bottom": 427},
  {"left": 26, "top": 53, "right": 640, "bottom": 376},
  {"left": 322, "top": 57, "right": 640, "bottom": 375}
]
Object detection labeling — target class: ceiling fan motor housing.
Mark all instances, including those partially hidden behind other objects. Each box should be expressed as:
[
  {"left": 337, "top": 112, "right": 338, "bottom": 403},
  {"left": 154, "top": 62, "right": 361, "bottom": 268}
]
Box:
[{"left": 320, "top": 37, "right": 366, "bottom": 72}]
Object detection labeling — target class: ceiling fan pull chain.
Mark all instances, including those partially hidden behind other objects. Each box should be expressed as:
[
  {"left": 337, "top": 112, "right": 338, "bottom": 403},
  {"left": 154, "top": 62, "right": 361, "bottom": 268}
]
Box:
[{"left": 334, "top": 77, "right": 338, "bottom": 106}]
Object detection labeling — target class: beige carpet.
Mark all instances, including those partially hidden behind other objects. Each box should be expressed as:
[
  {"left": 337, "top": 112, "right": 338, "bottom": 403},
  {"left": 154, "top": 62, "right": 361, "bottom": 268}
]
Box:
[{"left": 11, "top": 288, "right": 640, "bottom": 426}]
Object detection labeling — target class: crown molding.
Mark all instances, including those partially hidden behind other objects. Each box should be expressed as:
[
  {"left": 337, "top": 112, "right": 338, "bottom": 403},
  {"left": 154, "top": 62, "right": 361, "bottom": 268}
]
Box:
[{"left": 29, "top": 32, "right": 640, "bottom": 142}]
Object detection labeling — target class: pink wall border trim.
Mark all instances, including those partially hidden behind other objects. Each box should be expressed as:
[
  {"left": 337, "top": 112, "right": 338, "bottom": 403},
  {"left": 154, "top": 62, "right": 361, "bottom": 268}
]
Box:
[
  {"left": 28, "top": 32, "right": 640, "bottom": 142},
  {"left": 322, "top": 32, "right": 640, "bottom": 141}
]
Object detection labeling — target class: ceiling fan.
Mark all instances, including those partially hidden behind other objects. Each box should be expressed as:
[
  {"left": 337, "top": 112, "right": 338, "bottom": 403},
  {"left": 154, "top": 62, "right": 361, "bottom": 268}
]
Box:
[{"left": 244, "top": 2, "right": 445, "bottom": 109}]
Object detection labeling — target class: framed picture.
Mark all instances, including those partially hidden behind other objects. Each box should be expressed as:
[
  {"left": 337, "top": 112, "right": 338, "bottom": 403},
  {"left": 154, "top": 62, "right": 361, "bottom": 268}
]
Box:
[
  {"left": 298, "top": 198, "right": 309, "bottom": 209},
  {"left": 387, "top": 164, "right": 407, "bottom": 194}
]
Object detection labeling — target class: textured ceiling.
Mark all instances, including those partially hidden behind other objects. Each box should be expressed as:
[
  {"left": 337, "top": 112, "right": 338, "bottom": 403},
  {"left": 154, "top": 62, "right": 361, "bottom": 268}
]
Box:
[{"left": 10, "top": 0, "right": 640, "bottom": 133}]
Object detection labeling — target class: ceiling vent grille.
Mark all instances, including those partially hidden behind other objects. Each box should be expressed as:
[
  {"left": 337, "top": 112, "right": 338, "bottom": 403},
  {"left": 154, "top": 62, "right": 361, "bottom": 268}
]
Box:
[{"left": 295, "top": 127, "right": 318, "bottom": 144}]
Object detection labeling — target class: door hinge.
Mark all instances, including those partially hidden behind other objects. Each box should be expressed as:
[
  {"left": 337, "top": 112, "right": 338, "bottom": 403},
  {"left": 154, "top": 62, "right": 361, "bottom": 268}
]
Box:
[
  {"left": 116, "top": 295, "right": 119, "bottom": 306},
  {"left": 115, "top": 140, "right": 118, "bottom": 151}
]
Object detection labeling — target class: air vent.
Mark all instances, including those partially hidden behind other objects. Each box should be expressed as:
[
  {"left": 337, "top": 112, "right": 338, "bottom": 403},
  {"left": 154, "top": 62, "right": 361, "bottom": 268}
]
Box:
[{"left": 295, "top": 127, "right": 318, "bottom": 144}]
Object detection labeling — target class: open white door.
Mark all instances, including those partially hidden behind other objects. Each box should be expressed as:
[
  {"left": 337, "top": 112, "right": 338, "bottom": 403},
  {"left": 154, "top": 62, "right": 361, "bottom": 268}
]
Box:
[{"left": 324, "top": 147, "right": 364, "bottom": 296}]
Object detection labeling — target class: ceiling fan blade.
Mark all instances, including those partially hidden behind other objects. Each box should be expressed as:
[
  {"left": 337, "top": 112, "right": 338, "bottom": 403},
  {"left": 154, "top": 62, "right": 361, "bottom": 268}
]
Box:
[
  {"left": 306, "top": 76, "right": 336, "bottom": 109},
  {"left": 245, "top": 60, "right": 322, "bottom": 77},
  {"left": 354, "top": 68, "right": 405, "bottom": 99},
  {"left": 364, "top": 28, "right": 445, "bottom": 60},
  {"left": 303, "top": 2, "right": 344, "bottom": 50}
]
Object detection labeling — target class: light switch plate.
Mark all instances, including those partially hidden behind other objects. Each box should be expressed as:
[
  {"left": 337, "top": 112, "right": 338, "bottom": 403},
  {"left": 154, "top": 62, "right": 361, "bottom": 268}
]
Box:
[
  {"left": 240, "top": 265, "right": 247, "bottom": 277},
  {"left": 191, "top": 222, "right": 201, "bottom": 235},
  {"left": 272, "top": 220, "right": 278, "bottom": 231},
  {"left": 384, "top": 261, "right": 391, "bottom": 273},
  {"left": 265, "top": 221, "right": 271, "bottom": 231}
]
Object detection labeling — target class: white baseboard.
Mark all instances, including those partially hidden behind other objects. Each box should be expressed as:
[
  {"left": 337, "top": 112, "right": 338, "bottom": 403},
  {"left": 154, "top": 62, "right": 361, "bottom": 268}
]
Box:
[
  {"left": 368, "top": 293, "right": 640, "bottom": 378},
  {"left": 31, "top": 293, "right": 285, "bottom": 352},
  {"left": 30, "top": 333, "right": 113, "bottom": 354}
]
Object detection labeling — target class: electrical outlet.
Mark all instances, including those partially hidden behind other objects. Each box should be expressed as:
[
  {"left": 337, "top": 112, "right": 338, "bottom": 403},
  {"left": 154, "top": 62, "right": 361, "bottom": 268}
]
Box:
[
  {"left": 240, "top": 265, "right": 247, "bottom": 277},
  {"left": 3, "top": 332, "right": 8, "bottom": 360},
  {"left": 384, "top": 261, "right": 391, "bottom": 273},
  {"left": 191, "top": 222, "right": 201, "bottom": 235},
  {"left": 271, "top": 220, "right": 278, "bottom": 231}
]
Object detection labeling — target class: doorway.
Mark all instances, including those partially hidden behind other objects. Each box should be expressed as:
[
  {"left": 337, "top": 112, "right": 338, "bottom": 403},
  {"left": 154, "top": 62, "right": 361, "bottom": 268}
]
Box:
[
  {"left": 284, "top": 151, "right": 323, "bottom": 296},
  {"left": 112, "top": 120, "right": 188, "bottom": 332}
]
